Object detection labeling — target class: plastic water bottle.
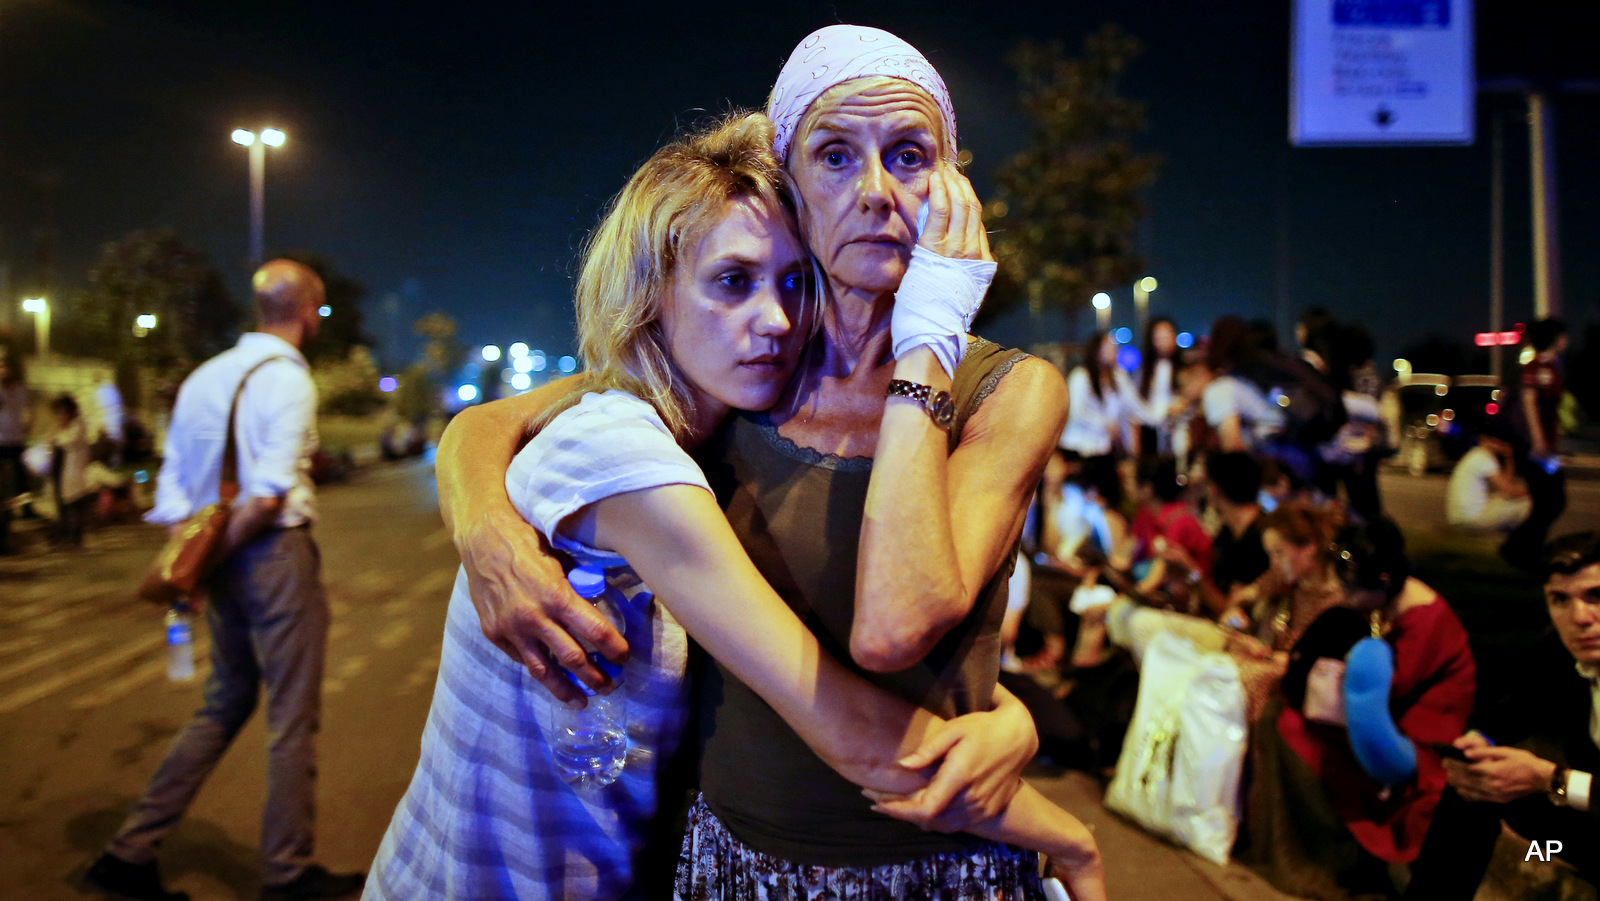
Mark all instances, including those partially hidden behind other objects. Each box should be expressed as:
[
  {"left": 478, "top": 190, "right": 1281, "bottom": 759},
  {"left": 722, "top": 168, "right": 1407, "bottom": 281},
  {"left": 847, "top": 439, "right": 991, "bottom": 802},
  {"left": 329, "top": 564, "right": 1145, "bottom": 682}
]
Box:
[
  {"left": 550, "top": 566, "right": 628, "bottom": 789},
  {"left": 165, "top": 606, "right": 195, "bottom": 682}
]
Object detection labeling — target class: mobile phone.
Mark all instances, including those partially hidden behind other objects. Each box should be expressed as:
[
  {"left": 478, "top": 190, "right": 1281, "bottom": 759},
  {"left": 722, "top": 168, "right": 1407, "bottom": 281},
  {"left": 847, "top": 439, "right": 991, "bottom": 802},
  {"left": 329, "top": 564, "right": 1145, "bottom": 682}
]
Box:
[{"left": 1430, "top": 741, "right": 1471, "bottom": 761}]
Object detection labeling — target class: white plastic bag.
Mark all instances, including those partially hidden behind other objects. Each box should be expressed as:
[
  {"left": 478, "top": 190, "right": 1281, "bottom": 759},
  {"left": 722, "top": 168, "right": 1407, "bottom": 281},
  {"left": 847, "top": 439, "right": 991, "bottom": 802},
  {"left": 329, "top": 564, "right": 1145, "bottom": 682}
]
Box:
[{"left": 1104, "top": 631, "right": 1248, "bottom": 865}]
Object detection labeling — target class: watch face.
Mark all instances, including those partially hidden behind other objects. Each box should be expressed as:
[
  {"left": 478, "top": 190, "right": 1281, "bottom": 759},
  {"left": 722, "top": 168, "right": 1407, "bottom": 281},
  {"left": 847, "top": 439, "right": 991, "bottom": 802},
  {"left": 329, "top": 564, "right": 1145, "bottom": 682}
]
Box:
[{"left": 929, "top": 391, "right": 955, "bottom": 427}]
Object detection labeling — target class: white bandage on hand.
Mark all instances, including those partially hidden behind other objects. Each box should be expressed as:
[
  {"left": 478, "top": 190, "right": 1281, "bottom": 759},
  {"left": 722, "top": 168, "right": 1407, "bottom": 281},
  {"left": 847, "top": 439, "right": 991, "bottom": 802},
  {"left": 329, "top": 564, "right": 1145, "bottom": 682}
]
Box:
[{"left": 892, "top": 245, "right": 996, "bottom": 377}]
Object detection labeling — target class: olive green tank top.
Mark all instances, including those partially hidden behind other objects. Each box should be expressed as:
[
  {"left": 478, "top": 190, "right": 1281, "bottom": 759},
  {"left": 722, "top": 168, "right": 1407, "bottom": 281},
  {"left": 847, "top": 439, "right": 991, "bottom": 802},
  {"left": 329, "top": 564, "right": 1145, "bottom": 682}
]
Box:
[{"left": 693, "top": 338, "right": 1030, "bottom": 867}]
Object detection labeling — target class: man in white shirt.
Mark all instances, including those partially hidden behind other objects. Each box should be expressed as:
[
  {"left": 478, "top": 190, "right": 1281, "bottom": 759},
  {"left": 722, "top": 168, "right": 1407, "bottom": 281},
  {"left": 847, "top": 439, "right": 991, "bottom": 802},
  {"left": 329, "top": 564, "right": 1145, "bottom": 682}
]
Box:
[
  {"left": 0, "top": 353, "right": 33, "bottom": 554},
  {"left": 88, "top": 260, "right": 364, "bottom": 901},
  {"left": 1404, "top": 531, "right": 1600, "bottom": 898},
  {"left": 1447, "top": 433, "right": 1531, "bottom": 531}
]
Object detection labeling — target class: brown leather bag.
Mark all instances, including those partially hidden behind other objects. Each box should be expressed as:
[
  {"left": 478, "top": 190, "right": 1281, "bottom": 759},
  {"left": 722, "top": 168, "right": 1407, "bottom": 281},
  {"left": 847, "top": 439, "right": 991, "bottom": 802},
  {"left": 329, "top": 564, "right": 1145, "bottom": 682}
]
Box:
[{"left": 139, "top": 357, "right": 288, "bottom": 605}]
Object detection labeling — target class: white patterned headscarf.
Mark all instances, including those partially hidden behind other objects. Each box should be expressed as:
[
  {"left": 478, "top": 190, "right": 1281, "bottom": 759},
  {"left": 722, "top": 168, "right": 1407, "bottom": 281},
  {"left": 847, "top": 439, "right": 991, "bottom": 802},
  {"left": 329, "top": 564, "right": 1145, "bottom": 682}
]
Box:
[{"left": 767, "top": 25, "right": 957, "bottom": 166}]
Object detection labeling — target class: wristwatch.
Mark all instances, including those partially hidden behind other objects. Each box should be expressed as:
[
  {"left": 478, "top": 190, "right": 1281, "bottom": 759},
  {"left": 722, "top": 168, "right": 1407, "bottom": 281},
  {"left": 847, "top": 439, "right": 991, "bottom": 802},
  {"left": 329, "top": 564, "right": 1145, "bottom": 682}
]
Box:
[
  {"left": 1550, "top": 764, "right": 1570, "bottom": 806},
  {"left": 886, "top": 379, "right": 955, "bottom": 430}
]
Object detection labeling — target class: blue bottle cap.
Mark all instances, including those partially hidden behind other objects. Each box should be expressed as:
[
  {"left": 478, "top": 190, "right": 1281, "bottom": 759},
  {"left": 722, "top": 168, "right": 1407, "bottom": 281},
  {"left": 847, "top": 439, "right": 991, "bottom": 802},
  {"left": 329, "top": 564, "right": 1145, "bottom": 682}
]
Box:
[{"left": 567, "top": 565, "right": 607, "bottom": 599}]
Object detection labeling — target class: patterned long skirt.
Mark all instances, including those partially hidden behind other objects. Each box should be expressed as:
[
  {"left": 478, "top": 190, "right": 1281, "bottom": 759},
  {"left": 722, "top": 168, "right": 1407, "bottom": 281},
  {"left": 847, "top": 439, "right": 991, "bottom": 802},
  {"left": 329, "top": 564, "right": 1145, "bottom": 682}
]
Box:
[{"left": 674, "top": 794, "right": 1045, "bottom": 901}]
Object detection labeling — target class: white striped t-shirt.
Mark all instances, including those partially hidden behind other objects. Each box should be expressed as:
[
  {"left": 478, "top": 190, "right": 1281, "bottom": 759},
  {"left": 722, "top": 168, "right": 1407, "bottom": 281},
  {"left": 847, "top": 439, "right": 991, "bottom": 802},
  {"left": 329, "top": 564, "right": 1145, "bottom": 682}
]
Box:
[{"left": 367, "top": 391, "right": 709, "bottom": 901}]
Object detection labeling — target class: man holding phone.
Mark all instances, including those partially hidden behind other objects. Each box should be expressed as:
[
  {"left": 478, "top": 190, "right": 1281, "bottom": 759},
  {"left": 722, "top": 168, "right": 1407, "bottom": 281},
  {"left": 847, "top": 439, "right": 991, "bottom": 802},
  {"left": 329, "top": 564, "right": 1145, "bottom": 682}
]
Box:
[{"left": 1405, "top": 531, "right": 1600, "bottom": 897}]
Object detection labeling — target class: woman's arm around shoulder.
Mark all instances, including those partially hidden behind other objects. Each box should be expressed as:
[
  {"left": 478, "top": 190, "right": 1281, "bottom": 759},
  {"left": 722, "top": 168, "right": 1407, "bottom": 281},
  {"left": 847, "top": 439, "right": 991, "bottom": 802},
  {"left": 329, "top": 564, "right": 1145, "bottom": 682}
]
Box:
[{"left": 435, "top": 374, "right": 626, "bottom": 703}]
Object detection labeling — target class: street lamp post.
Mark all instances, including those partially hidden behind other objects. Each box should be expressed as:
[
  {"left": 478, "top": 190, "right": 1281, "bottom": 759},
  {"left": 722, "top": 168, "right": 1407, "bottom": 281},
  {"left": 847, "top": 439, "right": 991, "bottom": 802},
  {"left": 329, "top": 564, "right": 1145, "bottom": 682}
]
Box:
[
  {"left": 21, "top": 297, "right": 49, "bottom": 357},
  {"left": 1133, "top": 276, "right": 1158, "bottom": 336},
  {"left": 231, "top": 127, "right": 286, "bottom": 266}
]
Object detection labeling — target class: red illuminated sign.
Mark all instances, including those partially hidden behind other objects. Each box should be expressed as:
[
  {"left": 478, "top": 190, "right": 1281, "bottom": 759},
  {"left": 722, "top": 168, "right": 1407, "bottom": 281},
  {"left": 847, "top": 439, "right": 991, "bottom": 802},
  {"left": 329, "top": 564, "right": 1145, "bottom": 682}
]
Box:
[{"left": 1474, "top": 331, "right": 1523, "bottom": 347}]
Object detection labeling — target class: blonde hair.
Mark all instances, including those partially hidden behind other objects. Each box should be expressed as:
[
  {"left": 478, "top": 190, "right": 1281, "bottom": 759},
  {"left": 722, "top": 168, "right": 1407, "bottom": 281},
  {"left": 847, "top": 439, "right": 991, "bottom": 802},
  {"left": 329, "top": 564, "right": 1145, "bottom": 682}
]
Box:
[{"left": 532, "top": 111, "right": 810, "bottom": 440}]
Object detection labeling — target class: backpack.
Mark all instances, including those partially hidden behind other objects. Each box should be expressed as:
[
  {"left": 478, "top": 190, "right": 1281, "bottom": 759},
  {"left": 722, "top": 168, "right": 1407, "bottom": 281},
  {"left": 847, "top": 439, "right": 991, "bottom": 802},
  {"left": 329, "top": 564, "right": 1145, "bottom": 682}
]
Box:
[{"left": 1237, "top": 353, "right": 1348, "bottom": 447}]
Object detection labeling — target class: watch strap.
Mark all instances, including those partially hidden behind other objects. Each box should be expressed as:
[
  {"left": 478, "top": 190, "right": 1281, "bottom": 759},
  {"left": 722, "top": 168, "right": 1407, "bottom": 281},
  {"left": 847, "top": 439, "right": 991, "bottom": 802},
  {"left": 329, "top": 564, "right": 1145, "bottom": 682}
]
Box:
[
  {"left": 1550, "top": 764, "right": 1571, "bottom": 806},
  {"left": 886, "top": 379, "right": 954, "bottom": 429}
]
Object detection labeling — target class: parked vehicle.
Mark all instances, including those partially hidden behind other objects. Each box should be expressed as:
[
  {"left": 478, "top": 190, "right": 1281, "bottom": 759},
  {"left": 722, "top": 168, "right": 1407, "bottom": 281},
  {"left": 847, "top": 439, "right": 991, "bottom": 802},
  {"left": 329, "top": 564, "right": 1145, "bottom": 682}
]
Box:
[{"left": 1385, "top": 374, "right": 1505, "bottom": 475}]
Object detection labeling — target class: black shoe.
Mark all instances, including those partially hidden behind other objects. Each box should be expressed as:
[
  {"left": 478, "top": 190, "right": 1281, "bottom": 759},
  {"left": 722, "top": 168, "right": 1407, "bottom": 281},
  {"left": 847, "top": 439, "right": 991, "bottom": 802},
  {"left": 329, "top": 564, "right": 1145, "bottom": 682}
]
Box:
[
  {"left": 259, "top": 865, "right": 365, "bottom": 901},
  {"left": 84, "top": 853, "right": 189, "bottom": 901}
]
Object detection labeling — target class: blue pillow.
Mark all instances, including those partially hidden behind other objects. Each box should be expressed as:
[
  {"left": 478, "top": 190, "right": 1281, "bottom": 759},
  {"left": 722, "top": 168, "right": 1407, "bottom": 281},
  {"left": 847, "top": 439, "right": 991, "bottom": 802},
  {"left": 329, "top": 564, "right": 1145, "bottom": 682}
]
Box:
[{"left": 1343, "top": 636, "right": 1417, "bottom": 785}]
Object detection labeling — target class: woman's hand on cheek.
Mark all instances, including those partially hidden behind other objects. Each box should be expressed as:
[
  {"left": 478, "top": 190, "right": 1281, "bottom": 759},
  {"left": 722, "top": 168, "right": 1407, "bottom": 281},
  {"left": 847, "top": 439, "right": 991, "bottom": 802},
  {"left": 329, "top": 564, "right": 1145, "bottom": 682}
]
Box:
[{"left": 917, "top": 163, "right": 992, "bottom": 263}]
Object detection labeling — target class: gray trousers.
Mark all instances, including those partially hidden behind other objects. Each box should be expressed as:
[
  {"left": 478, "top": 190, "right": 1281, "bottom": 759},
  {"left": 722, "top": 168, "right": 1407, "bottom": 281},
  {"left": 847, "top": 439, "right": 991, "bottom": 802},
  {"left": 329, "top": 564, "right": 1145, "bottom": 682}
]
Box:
[{"left": 109, "top": 527, "right": 328, "bottom": 886}]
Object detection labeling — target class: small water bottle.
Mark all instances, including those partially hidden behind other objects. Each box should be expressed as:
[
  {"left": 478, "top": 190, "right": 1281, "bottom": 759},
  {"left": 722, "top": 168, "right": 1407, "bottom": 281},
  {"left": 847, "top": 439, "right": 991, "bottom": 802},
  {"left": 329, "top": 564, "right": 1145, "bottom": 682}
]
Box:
[
  {"left": 166, "top": 605, "right": 195, "bottom": 682},
  {"left": 549, "top": 566, "right": 628, "bottom": 790}
]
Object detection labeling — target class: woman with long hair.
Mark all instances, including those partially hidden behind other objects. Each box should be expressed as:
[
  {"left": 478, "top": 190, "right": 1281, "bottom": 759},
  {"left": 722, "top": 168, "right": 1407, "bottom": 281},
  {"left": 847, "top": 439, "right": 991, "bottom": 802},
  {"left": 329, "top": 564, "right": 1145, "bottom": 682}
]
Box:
[
  {"left": 432, "top": 25, "right": 1102, "bottom": 901},
  {"left": 373, "top": 110, "right": 1101, "bottom": 901},
  {"left": 1128, "top": 317, "right": 1179, "bottom": 454},
  {"left": 1200, "top": 315, "right": 1284, "bottom": 455},
  {"left": 1061, "top": 329, "right": 1133, "bottom": 458}
]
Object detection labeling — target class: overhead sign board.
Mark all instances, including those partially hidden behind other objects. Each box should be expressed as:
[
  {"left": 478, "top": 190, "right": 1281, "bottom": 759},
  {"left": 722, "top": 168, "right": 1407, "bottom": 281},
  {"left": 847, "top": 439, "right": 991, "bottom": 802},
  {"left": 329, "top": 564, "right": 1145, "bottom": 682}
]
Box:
[{"left": 1291, "top": 0, "right": 1474, "bottom": 145}]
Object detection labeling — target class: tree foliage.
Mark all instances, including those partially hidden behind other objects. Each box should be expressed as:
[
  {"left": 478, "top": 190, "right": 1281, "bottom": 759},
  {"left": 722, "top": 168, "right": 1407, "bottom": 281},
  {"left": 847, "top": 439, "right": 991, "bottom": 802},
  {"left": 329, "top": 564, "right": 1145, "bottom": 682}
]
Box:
[
  {"left": 982, "top": 26, "right": 1161, "bottom": 326},
  {"left": 312, "top": 345, "right": 387, "bottom": 416},
  {"left": 276, "top": 250, "right": 370, "bottom": 364},
  {"left": 413, "top": 311, "right": 465, "bottom": 375},
  {"left": 392, "top": 312, "right": 464, "bottom": 424},
  {"left": 62, "top": 229, "right": 240, "bottom": 394}
]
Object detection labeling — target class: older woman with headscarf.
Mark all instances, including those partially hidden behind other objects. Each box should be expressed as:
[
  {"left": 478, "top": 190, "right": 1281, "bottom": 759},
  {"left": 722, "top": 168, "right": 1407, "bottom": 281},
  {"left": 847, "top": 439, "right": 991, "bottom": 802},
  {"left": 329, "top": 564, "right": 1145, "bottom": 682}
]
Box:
[{"left": 435, "top": 26, "right": 1097, "bottom": 899}]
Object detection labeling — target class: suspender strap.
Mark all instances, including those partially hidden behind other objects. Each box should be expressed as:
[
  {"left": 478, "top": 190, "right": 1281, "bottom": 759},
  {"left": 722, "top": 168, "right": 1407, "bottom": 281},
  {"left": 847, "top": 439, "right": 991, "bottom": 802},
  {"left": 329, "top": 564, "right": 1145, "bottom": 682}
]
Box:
[{"left": 218, "top": 356, "right": 292, "bottom": 505}]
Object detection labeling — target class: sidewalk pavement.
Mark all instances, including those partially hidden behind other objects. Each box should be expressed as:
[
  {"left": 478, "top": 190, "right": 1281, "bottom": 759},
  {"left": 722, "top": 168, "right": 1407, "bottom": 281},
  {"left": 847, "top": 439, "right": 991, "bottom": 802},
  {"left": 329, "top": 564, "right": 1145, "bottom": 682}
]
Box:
[
  {"left": 1026, "top": 767, "right": 1290, "bottom": 901},
  {"left": 1028, "top": 767, "right": 1587, "bottom": 901}
]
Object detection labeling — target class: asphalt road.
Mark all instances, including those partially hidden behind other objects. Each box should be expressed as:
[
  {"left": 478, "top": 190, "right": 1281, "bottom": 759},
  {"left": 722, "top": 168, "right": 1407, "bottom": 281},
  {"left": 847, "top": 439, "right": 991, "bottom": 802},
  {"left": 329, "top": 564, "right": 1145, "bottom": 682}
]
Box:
[
  {"left": 2, "top": 460, "right": 1593, "bottom": 901},
  {"left": 1378, "top": 465, "right": 1600, "bottom": 538},
  {"left": 0, "top": 459, "right": 459, "bottom": 901}
]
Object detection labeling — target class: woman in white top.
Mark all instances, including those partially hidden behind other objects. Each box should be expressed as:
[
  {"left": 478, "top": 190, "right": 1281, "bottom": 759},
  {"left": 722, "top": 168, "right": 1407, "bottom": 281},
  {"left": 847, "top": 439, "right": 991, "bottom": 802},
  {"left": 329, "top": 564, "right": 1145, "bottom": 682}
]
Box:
[
  {"left": 0, "top": 355, "right": 34, "bottom": 553},
  {"left": 1201, "top": 315, "right": 1284, "bottom": 453},
  {"left": 49, "top": 393, "right": 90, "bottom": 548},
  {"left": 1061, "top": 330, "right": 1133, "bottom": 457},
  {"left": 368, "top": 113, "right": 1102, "bottom": 901},
  {"left": 1127, "top": 317, "right": 1179, "bottom": 454}
]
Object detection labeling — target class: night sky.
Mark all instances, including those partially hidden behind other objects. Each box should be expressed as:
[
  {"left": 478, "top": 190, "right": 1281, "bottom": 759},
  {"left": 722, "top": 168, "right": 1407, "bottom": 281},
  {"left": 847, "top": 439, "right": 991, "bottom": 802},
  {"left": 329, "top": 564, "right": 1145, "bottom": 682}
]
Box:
[{"left": 2, "top": 0, "right": 1596, "bottom": 373}]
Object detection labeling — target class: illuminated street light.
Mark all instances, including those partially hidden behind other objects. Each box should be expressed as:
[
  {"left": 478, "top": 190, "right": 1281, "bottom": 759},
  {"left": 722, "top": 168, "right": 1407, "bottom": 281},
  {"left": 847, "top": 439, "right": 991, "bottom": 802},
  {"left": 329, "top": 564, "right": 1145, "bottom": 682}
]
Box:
[
  {"left": 1091, "top": 292, "right": 1111, "bottom": 331},
  {"left": 510, "top": 372, "right": 532, "bottom": 391},
  {"left": 135, "top": 313, "right": 158, "bottom": 329},
  {"left": 558, "top": 355, "right": 578, "bottom": 373},
  {"left": 481, "top": 345, "right": 502, "bottom": 362},
  {"left": 20, "top": 297, "right": 50, "bottom": 356},
  {"left": 232, "top": 126, "right": 287, "bottom": 265},
  {"left": 457, "top": 384, "right": 479, "bottom": 402},
  {"left": 509, "top": 342, "right": 529, "bottom": 358},
  {"left": 530, "top": 350, "right": 547, "bottom": 372},
  {"left": 1393, "top": 358, "right": 1411, "bottom": 373},
  {"left": 512, "top": 356, "right": 534, "bottom": 374},
  {"left": 1133, "top": 277, "right": 1157, "bottom": 334},
  {"left": 317, "top": 305, "right": 331, "bottom": 318}
]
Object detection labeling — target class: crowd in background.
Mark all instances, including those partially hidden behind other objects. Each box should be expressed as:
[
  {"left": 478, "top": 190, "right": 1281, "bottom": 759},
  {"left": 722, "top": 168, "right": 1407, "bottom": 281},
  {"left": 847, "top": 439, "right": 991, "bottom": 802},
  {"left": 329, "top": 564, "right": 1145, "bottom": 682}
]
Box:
[{"left": 998, "top": 310, "right": 1584, "bottom": 899}]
